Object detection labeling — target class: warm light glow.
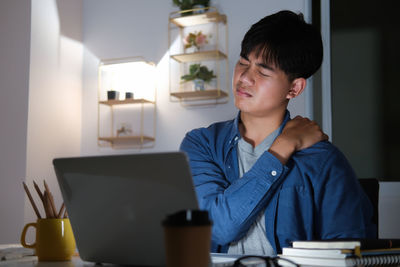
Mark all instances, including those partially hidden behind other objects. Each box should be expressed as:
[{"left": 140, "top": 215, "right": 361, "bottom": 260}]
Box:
[{"left": 99, "top": 59, "right": 156, "bottom": 102}]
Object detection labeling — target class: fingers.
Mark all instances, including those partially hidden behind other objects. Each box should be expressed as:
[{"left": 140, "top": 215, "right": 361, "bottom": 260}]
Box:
[
  {"left": 292, "top": 115, "right": 308, "bottom": 122},
  {"left": 282, "top": 115, "right": 329, "bottom": 150},
  {"left": 288, "top": 116, "right": 318, "bottom": 129}
]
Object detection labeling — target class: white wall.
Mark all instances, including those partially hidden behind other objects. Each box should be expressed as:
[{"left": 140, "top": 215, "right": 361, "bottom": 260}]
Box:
[
  {"left": 24, "top": 0, "right": 83, "bottom": 227},
  {"left": 0, "top": 0, "right": 31, "bottom": 244},
  {"left": 81, "top": 0, "right": 310, "bottom": 156}
]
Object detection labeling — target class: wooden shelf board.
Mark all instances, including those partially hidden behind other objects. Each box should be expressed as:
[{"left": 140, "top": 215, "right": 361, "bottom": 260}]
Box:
[
  {"left": 171, "top": 50, "right": 227, "bottom": 63},
  {"left": 98, "top": 136, "right": 155, "bottom": 144},
  {"left": 170, "top": 12, "right": 226, "bottom": 27},
  {"left": 170, "top": 89, "right": 228, "bottom": 100},
  {"left": 99, "top": 98, "right": 155, "bottom": 106}
]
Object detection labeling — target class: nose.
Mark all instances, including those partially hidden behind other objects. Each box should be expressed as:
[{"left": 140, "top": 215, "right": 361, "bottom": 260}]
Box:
[{"left": 239, "top": 66, "right": 254, "bottom": 85}]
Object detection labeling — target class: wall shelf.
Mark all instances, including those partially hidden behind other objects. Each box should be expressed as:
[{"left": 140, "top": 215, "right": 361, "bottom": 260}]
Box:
[
  {"left": 97, "top": 57, "right": 156, "bottom": 149},
  {"left": 98, "top": 136, "right": 155, "bottom": 144},
  {"left": 170, "top": 89, "right": 228, "bottom": 100},
  {"left": 168, "top": 7, "right": 229, "bottom": 106},
  {"left": 170, "top": 11, "right": 226, "bottom": 27},
  {"left": 170, "top": 50, "right": 227, "bottom": 63},
  {"left": 99, "top": 98, "right": 155, "bottom": 106}
]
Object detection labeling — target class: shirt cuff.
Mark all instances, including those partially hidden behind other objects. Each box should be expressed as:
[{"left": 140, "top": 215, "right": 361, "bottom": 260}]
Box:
[{"left": 250, "top": 150, "right": 286, "bottom": 186}]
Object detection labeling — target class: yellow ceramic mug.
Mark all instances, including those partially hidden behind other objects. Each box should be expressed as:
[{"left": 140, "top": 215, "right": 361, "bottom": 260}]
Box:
[{"left": 20, "top": 218, "right": 76, "bottom": 261}]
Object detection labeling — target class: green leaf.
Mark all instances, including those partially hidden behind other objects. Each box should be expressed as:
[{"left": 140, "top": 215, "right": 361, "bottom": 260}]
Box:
[{"left": 180, "top": 63, "right": 216, "bottom": 83}]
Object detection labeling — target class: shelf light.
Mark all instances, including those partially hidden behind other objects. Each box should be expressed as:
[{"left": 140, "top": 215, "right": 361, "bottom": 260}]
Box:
[{"left": 98, "top": 57, "right": 156, "bottom": 102}]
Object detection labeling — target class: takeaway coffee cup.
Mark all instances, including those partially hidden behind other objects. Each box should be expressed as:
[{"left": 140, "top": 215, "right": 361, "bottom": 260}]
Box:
[
  {"left": 162, "top": 210, "right": 212, "bottom": 267},
  {"left": 20, "top": 218, "right": 76, "bottom": 261}
]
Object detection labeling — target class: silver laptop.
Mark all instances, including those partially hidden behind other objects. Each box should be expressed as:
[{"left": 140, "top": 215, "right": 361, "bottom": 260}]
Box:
[{"left": 53, "top": 152, "right": 200, "bottom": 266}]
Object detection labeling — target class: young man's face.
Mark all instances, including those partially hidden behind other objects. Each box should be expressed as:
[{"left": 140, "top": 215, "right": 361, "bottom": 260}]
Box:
[{"left": 233, "top": 51, "right": 293, "bottom": 117}]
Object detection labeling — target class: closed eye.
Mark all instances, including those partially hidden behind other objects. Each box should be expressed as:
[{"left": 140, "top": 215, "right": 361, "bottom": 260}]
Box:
[
  {"left": 259, "top": 71, "right": 270, "bottom": 77},
  {"left": 238, "top": 56, "right": 249, "bottom": 66}
]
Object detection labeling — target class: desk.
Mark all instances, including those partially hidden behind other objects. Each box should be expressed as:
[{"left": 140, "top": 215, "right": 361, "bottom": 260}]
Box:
[
  {"left": 0, "top": 243, "right": 237, "bottom": 267},
  {"left": 0, "top": 256, "right": 128, "bottom": 267},
  {"left": 1, "top": 256, "right": 90, "bottom": 267},
  {"left": 0, "top": 254, "right": 238, "bottom": 267}
]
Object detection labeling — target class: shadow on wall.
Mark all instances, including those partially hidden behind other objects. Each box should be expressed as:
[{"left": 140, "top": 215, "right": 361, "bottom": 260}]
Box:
[{"left": 56, "top": 0, "right": 83, "bottom": 42}]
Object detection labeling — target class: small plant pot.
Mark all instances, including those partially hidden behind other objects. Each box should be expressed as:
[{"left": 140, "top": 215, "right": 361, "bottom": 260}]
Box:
[
  {"left": 193, "top": 79, "right": 205, "bottom": 91},
  {"left": 107, "top": 90, "right": 119, "bottom": 100},
  {"left": 192, "top": 4, "right": 206, "bottom": 14},
  {"left": 125, "top": 92, "right": 134, "bottom": 99}
]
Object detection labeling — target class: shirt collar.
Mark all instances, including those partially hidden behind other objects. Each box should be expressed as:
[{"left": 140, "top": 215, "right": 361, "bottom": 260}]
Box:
[
  {"left": 229, "top": 109, "right": 291, "bottom": 145},
  {"left": 279, "top": 110, "right": 291, "bottom": 134},
  {"left": 229, "top": 112, "right": 242, "bottom": 144}
]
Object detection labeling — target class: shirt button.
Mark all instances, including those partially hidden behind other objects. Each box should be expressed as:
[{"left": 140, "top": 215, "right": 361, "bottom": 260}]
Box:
[{"left": 271, "top": 170, "right": 277, "bottom": 176}]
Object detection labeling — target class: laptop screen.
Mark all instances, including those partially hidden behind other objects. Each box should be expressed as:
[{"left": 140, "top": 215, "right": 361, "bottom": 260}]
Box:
[{"left": 53, "top": 152, "right": 199, "bottom": 266}]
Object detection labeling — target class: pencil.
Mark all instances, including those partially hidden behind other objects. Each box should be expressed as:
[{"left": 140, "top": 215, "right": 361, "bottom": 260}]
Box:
[
  {"left": 44, "top": 190, "right": 55, "bottom": 218},
  {"left": 22, "top": 182, "right": 41, "bottom": 219},
  {"left": 33, "top": 180, "right": 44, "bottom": 203},
  {"left": 44, "top": 180, "right": 58, "bottom": 217},
  {"left": 57, "top": 203, "right": 65, "bottom": 219},
  {"left": 33, "top": 180, "right": 46, "bottom": 217}
]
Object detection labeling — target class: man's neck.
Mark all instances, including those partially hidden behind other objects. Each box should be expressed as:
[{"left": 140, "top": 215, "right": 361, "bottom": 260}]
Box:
[{"left": 239, "top": 110, "right": 286, "bottom": 147}]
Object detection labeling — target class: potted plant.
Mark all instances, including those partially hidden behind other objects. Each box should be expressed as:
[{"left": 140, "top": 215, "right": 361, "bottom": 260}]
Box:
[
  {"left": 183, "top": 31, "right": 209, "bottom": 51},
  {"left": 181, "top": 64, "right": 216, "bottom": 91},
  {"left": 172, "top": 0, "right": 211, "bottom": 15}
]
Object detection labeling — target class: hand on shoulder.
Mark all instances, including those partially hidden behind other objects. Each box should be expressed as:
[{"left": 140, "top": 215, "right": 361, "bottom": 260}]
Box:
[
  {"left": 281, "top": 116, "right": 329, "bottom": 151},
  {"left": 269, "top": 116, "right": 328, "bottom": 164}
]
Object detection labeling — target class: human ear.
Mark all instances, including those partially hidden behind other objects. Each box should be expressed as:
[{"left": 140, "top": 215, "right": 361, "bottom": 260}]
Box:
[{"left": 286, "top": 78, "right": 306, "bottom": 99}]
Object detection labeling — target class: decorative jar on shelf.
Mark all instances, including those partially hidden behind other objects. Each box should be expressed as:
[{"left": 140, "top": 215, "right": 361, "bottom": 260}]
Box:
[
  {"left": 180, "top": 63, "right": 216, "bottom": 92},
  {"left": 193, "top": 79, "right": 205, "bottom": 91},
  {"left": 125, "top": 92, "right": 134, "bottom": 99},
  {"left": 107, "top": 90, "right": 119, "bottom": 100}
]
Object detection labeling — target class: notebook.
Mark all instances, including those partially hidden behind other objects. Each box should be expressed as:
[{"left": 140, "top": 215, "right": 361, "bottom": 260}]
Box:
[
  {"left": 280, "top": 239, "right": 400, "bottom": 267},
  {"left": 53, "top": 152, "right": 203, "bottom": 266}
]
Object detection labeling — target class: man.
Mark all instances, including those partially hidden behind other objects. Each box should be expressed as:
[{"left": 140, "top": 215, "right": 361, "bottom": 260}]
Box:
[{"left": 180, "top": 10, "right": 375, "bottom": 255}]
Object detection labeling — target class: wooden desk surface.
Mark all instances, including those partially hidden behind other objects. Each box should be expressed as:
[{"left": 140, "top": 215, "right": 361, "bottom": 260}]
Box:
[{"left": 0, "top": 256, "right": 124, "bottom": 266}]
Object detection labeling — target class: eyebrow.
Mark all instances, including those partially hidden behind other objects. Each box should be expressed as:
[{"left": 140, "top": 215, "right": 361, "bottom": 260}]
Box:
[
  {"left": 256, "top": 62, "right": 275, "bottom": 71},
  {"left": 240, "top": 54, "right": 249, "bottom": 61},
  {"left": 240, "top": 54, "right": 275, "bottom": 72}
]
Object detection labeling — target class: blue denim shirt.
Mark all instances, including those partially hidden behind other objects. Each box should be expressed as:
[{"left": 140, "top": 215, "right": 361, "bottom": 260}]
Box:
[{"left": 180, "top": 111, "right": 375, "bottom": 254}]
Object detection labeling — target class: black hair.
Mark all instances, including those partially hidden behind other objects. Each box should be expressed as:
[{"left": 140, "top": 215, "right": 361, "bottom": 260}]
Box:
[{"left": 240, "top": 10, "right": 323, "bottom": 81}]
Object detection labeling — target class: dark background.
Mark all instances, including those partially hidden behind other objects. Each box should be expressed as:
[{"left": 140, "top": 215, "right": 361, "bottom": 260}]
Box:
[{"left": 312, "top": 0, "right": 399, "bottom": 181}]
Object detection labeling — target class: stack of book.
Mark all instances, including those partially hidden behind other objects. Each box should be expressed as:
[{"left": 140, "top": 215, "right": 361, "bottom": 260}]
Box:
[{"left": 278, "top": 239, "right": 400, "bottom": 266}]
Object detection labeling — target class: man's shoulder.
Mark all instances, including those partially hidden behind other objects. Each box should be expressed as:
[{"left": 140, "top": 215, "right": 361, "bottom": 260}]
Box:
[
  {"left": 291, "top": 140, "right": 350, "bottom": 171},
  {"left": 185, "top": 118, "right": 236, "bottom": 139},
  {"left": 180, "top": 118, "right": 236, "bottom": 153},
  {"left": 289, "top": 140, "right": 356, "bottom": 186},
  {"left": 296, "top": 140, "right": 340, "bottom": 158}
]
